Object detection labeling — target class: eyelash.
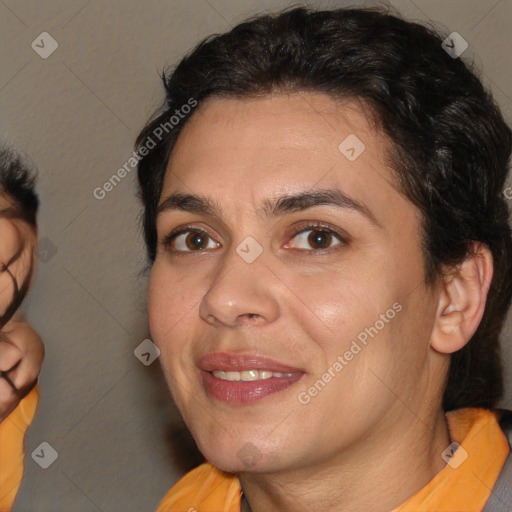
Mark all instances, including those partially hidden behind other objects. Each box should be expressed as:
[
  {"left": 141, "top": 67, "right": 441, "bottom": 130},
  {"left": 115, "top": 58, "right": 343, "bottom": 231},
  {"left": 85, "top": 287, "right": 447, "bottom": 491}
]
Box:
[{"left": 161, "top": 221, "right": 348, "bottom": 256}]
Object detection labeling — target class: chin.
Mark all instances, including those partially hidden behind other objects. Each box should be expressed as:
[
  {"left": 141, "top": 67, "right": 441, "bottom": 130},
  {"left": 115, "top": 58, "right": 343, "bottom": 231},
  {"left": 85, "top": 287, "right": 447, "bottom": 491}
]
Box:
[
  {"left": 193, "top": 429, "right": 291, "bottom": 474},
  {"left": 203, "top": 451, "right": 275, "bottom": 474}
]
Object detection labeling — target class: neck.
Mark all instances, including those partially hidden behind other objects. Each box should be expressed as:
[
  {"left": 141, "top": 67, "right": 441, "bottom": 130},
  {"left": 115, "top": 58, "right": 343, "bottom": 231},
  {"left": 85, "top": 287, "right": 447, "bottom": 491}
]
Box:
[{"left": 239, "top": 407, "right": 451, "bottom": 512}]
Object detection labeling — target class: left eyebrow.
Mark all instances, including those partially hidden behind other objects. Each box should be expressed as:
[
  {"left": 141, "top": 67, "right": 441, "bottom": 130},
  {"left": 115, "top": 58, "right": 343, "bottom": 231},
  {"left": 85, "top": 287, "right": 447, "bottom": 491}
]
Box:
[
  {"left": 157, "top": 187, "right": 381, "bottom": 228},
  {"left": 260, "top": 188, "right": 381, "bottom": 227}
]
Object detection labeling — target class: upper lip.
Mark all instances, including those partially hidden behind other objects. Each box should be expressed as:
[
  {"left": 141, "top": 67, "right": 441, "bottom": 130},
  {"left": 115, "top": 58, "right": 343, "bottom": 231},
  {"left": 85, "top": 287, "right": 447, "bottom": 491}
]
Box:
[{"left": 197, "top": 352, "right": 305, "bottom": 373}]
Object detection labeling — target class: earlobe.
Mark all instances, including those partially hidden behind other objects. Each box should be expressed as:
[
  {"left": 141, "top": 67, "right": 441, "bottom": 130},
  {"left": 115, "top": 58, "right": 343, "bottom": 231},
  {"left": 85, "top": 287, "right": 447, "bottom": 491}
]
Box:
[{"left": 430, "top": 242, "right": 493, "bottom": 354}]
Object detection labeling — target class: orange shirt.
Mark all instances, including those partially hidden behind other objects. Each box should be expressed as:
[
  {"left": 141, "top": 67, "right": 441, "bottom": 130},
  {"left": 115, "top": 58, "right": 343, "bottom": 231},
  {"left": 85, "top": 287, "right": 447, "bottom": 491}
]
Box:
[
  {"left": 157, "top": 408, "right": 510, "bottom": 512},
  {"left": 1, "top": 403, "right": 508, "bottom": 511},
  {"left": 0, "top": 385, "right": 39, "bottom": 512}
]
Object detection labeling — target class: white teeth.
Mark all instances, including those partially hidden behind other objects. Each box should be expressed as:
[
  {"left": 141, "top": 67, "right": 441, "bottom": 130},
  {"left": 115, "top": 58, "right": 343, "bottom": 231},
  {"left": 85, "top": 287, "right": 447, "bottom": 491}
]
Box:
[
  {"left": 240, "top": 370, "right": 259, "bottom": 381},
  {"left": 212, "top": 369, "right": 294, "bottom": 381}
]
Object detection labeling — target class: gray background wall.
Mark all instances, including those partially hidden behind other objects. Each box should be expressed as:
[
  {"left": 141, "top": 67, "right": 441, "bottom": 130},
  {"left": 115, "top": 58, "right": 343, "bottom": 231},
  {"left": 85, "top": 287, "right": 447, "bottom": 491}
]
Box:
[{"left": 1, "top": 0, "right": 511, "bottom": 510}]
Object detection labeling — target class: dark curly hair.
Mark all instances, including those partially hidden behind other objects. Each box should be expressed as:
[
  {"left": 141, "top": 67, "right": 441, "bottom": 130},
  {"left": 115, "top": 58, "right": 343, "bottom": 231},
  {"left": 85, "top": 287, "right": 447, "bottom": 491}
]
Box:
[
  {"left": 0, "top": 147, "right": 39, "bottom": 328},
  {"left": 135, "top": 6, "right": 512, "bottom": 412}
]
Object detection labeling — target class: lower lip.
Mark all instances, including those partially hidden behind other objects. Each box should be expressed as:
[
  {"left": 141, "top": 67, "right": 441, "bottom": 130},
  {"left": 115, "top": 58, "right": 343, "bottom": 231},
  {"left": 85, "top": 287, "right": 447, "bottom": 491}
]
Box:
[{"left": 200, "top": 370, "right": 304, "bottom": 405}]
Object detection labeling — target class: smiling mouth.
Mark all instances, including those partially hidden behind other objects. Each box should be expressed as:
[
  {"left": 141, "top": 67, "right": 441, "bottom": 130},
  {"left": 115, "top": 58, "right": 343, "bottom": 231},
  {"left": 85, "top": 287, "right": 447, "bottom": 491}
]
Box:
[
  {"left": 210, "top": 369, "right": 296, "bottom": 381},
  {"left": 197, "top": 352, "right": 305, "bottom": 404},
  {"left": 201, "top": 369, "right": 304, "bottom": 405}
]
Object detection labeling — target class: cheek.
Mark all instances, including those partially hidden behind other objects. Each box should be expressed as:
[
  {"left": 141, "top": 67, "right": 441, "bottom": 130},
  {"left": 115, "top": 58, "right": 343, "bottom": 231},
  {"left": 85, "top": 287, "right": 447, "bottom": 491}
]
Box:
[
  {"left": 148, "top": 263, "right": 173, "bottom": 342},
  {"left": 147, "top": 262, "right": 202, "bottom": 347},
  {"left": 289, "top": 268, "right": 386, "bottom": 353}
]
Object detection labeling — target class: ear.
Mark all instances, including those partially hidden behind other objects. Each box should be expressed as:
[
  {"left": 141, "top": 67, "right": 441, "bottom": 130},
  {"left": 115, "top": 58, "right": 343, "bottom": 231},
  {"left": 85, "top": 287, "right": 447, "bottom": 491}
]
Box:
[{"left": 430, "top": 242, "right": 493, "bottom": 354}]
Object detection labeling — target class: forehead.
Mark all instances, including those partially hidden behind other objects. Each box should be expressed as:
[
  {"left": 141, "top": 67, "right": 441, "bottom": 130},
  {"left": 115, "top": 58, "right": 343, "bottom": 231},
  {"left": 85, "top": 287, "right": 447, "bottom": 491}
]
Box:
[
  {"left": 168, "top": 92, "right": 386, "bottom": 169},
  {"left": 161, "top": 93, "right": 408, "bottom": 224}
]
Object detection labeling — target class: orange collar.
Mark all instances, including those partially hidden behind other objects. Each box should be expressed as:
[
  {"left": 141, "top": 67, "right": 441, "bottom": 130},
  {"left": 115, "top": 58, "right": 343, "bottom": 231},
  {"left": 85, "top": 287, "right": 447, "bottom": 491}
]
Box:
[
  {"left": 157, "top": 408, "right": 510, "bottom": 512},
  {"left": 394, "top": 407, "right": 510, "bottom": 512}
]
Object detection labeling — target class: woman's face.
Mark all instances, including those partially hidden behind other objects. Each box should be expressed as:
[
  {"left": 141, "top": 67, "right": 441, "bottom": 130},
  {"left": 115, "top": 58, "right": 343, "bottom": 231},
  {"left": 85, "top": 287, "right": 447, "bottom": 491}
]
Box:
[{"left": 148, "top": 93, "right": 441, "bottom": 473}]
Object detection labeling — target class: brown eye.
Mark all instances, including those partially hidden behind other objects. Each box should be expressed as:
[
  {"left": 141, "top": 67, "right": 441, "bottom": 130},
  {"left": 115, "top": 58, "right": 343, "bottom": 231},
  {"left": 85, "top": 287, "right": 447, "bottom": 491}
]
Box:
[
  {"left": 307, "top": 230, "right": 333, "bottom": 249},
  {"left": 184, "top": 231, "right": 208, "bottom": 250},
  {"left": 164, "top": 228, "right": 219, "bottom": 253},
  {"left": 286, "top": 224, "right": 346, "bottom": 252}
]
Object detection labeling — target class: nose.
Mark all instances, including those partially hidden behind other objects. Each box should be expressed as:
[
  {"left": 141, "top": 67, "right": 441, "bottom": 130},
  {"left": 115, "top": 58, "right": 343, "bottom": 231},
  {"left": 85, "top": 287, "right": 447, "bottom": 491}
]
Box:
[{"left": 198, "top": 244, "right": 280, "bottom": 327}]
